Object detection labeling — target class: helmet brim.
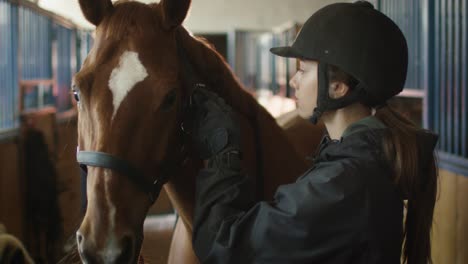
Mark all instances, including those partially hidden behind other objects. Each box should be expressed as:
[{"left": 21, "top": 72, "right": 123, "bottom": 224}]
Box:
[{"left": 270, "top": 46, "right": 303, "bottom": 58}]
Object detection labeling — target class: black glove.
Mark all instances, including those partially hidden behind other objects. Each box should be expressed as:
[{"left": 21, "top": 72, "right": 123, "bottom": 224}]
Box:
[{"left": 185, "top": 88, "right": 241, "bottom": 160}]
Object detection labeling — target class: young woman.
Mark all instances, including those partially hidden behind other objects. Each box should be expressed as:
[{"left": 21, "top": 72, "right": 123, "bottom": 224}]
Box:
[{"left": 188, "top": 1, "right": 438, "bottom": 263}]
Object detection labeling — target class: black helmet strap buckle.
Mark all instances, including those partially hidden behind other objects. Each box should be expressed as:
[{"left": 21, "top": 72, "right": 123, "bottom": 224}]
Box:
[{"left": 309, "top": 62, "right": 366, "bottom": 124}]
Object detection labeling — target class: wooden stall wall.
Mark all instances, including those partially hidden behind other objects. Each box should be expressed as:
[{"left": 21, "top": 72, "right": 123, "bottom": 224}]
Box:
[
  {"left": 0, "top": 139, "right": 22, "bottom": 239},
  {"left": 0, "top": 116, "right": 81, "bottom": 244},
  {"left": 432, "top": 169, "right": 468, "bottom": 264}
]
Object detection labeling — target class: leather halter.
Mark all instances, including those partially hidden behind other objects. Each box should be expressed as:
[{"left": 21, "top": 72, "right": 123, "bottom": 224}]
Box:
[{"left": 77, "top": 32, "right": 204, "bottom": 204}]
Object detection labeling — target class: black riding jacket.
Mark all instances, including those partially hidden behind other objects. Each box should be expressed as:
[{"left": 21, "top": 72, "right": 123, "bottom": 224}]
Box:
[{"left": 192, "top": 116, "right": 437, "bottom": 264}]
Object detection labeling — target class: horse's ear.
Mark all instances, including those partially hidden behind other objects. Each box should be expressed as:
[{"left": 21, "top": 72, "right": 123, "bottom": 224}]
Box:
[
  {"left": 160, "top": 0, "right": 191, "bottom": 29},
  {"left": 79, "top": 0, "right": 113, "bottom": 26}
]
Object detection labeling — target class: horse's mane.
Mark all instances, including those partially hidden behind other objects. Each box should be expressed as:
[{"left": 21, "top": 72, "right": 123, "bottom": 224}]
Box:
[
  {"left": 175, "top": 26, "right": 308, "bottom": 200},
  {"left": 176, "top": 27, "right": 273, "bottom": 125}
]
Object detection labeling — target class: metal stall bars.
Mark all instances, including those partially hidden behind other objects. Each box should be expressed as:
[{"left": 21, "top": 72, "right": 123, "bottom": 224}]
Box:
[
  {"left": 18, "top": 5, "right": 53, "bottom": 112},
  {"left": 76, "top": 30, "right": 94, "bottom": 70},
  {"left": 227, "top": 30, "right": 266, "bottom": 94},
  {"left": 54, "top": 23, "right": 74, "bottom": 113},
  {"left": 0, "top": 0, "right": 18, "bottom": 132},
  {"left": 378, "top": 0, "right": 468, "bottom": 171},
  {"left": 272, "top": 22, "right": 301, "bottom": 99},
  {"left": 377, "top": 0, "right": 425, "bottom": 128},
  {"left": 256, "top": 32, "right": 275, "bottom": 94},
  {"left": 0, "top": 1, "right": 91, "bottom": 132},
  {"left": 430, "top": 0, "right": 468, "bottom": 172}
]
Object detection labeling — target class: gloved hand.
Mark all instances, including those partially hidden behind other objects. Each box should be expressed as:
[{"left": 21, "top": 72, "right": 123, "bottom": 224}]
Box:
[{"left": 185, "top": 88, "right": 241, "bottom": 160}]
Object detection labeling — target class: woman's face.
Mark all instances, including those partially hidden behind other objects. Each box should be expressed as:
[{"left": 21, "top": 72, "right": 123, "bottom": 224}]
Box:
[{"left": 290, "top": 60, "right": 318, "bottom": 119}]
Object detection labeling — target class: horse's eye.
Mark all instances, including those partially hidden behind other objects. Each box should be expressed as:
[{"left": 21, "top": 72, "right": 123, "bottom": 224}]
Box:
[
  {"left": 72, "top": 86, "right": 80, "bottom": 102},
  {"left": 161, "top": 90, "right": 177, "bottom": 112}
]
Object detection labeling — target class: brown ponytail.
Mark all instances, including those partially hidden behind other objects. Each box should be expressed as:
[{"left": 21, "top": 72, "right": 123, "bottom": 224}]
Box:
[{"left": 375, "top": 106, "right": 438, "bottom": 264}]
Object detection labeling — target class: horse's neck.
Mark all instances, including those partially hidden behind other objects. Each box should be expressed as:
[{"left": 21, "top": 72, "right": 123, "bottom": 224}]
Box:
[{"left": 164, "top": 28, "right": 309, "bottom": 231}]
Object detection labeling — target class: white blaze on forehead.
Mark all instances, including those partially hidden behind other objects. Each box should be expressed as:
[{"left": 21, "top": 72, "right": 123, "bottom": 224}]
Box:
[{"left": 108, "top": 51, "right": 148, "bottom": 119}]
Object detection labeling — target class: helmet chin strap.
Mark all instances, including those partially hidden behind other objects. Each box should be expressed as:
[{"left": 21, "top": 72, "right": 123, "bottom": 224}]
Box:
[
  {"left": 309, "top": 62, "right": 329, "bottom": 124},
  {"left": 309, "top": 62, "right": 366, "bottom": 124}
]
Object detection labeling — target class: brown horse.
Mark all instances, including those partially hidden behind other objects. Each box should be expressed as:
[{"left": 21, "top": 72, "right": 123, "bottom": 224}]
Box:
[{"left": 75, "top": 0, "right": 323, "bottom": 263}]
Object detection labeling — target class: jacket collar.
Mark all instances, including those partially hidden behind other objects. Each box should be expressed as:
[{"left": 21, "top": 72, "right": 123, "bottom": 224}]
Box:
[{"left": 341, "top": 115, "right": 387, "bottom": 138}]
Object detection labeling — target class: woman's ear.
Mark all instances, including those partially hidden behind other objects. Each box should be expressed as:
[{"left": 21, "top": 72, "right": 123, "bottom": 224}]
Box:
[{"left": 329, "top": 81, "right": 350, "bottom": 99}]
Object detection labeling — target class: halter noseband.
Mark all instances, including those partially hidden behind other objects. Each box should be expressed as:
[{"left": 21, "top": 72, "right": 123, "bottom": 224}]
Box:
[{"left": 77, "top": 150, "right": 169, "bottom": 203}]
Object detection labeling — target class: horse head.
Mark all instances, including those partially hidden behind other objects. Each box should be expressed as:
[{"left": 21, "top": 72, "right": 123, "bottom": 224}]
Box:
[{"left": 75, "top": 0, "right": 192, "bottom": 262}]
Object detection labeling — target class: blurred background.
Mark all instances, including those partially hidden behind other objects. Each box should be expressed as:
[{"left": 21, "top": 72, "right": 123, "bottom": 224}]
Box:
[{"left": 0, "top": 0, "right": 467, "bottom": 263}]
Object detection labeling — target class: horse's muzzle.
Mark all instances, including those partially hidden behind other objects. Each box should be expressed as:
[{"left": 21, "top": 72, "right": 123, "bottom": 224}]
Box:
[{"left": 76, "top": 230, "right": 136, "bottom": 264}]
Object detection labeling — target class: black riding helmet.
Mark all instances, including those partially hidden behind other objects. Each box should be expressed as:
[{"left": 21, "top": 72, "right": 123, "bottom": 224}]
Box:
[{"left": 270, "top": 1, "right": 408, "bottom": 124}]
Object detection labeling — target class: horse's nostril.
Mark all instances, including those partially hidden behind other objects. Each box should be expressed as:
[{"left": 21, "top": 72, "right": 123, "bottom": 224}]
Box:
[
  {"left": 76, "top": 231, "right": 96, "bottom": 263},
  {"left": 77, "top": 232, "right": 83, "bottom": 244},
  {"left": 76, "top": 231, "right": 85, "bottom": 251},
  {"left": 75, "top": 231, "right": 136, "bottom": 263},
  {"left": 117, "top": 235, "right": 135, "bottom": 263}
]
